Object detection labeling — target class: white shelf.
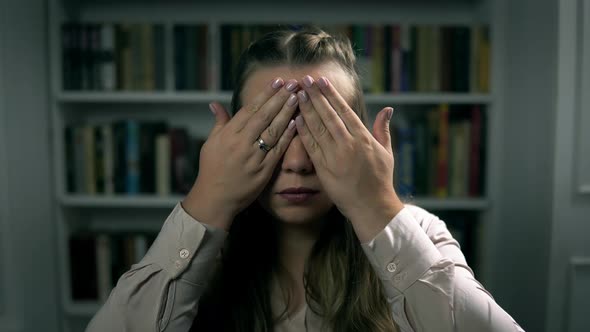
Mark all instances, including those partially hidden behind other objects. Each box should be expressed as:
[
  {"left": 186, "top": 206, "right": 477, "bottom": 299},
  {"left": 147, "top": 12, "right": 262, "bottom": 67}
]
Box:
[
  {"left": 60, "top": 194, "right": 489, "bottom": 210},
  {"left": 57, "top": 91, "right": 491, "bottom": 105}
]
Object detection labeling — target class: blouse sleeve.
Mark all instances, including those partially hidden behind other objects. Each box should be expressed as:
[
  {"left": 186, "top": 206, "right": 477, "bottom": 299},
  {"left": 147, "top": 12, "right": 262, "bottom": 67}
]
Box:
[
  {"left": 361, "top": 204, "right": 525, "bottom": 332},
  {"left": 85, "top": 203, "right": 227, "bottom": 332}
]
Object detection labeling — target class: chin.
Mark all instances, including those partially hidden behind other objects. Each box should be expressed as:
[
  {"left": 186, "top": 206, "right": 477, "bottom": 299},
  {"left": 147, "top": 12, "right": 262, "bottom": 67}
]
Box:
[
  {"left": 258, "top": 195, "right": 334, "bottom": 225},
  {"left": 270, "top": 208, "right": 327, "bottom": 225}
]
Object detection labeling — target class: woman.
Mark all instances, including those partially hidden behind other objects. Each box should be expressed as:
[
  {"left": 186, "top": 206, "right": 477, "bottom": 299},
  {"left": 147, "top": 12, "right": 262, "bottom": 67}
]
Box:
[{"left": 86, "top": 27, "right": 524, "bottom": 332}]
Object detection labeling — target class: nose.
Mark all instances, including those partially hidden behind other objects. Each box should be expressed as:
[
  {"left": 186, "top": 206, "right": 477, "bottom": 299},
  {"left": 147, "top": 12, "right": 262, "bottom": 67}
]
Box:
[{"left": 281, "top": 135, "right": 314, "bottom": 174}]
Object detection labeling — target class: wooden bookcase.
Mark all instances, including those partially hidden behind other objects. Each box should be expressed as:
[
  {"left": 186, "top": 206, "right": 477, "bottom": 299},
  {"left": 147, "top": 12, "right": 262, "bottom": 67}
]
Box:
[{"left": 48, "top": 0, "right": 501, "bottom": 330}]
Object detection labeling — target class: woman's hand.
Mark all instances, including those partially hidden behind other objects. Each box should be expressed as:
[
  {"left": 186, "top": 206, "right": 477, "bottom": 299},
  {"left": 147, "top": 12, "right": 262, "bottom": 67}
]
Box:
[
  {"left": 295, "top": 75, "right": 404, "bottom": 242},
  {"left": 182, "top": 77, "right": 300, "bottom": 230}
]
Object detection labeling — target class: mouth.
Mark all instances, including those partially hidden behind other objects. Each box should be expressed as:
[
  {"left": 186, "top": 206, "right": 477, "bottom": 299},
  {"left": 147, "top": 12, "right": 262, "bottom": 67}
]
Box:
[{"left": 277, "top": 187, "right": 319, "bottom": 203}]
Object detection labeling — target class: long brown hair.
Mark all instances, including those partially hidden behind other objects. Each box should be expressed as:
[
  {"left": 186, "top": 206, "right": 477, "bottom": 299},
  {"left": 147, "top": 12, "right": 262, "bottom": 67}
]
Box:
[{"left": 192, "top": 26, "right": 397, "bottom": 332}]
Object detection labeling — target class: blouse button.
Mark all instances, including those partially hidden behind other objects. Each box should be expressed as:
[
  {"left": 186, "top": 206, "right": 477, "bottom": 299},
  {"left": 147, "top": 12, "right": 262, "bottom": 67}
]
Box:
[
  {"left": 179, "top": 248, "right": 190, "bottom": 259},
  {"left": 387, "top": 262, "right": 397, "bottom": 273}
]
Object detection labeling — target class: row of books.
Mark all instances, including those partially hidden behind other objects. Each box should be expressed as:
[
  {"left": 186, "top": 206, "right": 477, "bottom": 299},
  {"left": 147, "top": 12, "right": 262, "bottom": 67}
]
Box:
[
  {"left": 62, "top": 23, "right": 209, "bottom": 91},
  {"left": 64, "top": 121, "right": 204, "bottom": 195},
  {"left": 61, "top": 23, "right": 490, "bottom": 94},
  {"left": 69, "top": 232, "right": 157, "bottom": 301},
  {"left": 392, "top": 104, "right": 485, "bottom": 197},
  {"left": 221, "top": 24, "right": 490, "bottom": 93}
]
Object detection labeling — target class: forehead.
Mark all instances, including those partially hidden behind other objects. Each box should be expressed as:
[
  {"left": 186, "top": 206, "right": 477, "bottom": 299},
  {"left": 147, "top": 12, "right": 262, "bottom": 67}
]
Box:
[{"left": 241, "top": 62, "right": 355, "bottom": 106}]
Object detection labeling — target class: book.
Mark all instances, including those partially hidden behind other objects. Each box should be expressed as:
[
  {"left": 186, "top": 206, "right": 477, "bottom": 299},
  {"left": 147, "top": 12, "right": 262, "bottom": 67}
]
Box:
[
  {"left": 155, "top": 134, "right": 171, "bottom": 196},
  {"left": 139, "top": 121, "right": 168, "bottom": 193},
  {"left": 99, "top": 24, "right": 116, "bottom": 90},
  {"left": 82, "top": 125, "right": 97, "bottom": 194},
  {"left": 469, "top": 105, "right": 483, "bottom": 196},
  {"left": 435, "top": 104, "right": 450, "bottom": 197},
  {"left": 96, "top": 233, "right": 112, "bottom": 302},
  {"left": 125, "top": 120, "right": 140, "bottom": 194},
  {"left": 101, "top": 124, "right": 115, "bottom": 194}
]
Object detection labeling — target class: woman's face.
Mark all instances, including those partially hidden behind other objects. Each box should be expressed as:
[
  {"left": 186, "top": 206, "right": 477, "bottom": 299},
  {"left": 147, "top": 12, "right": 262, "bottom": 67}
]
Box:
[{"left": 240, "top": 62, "right": 356, "bottom": 225}]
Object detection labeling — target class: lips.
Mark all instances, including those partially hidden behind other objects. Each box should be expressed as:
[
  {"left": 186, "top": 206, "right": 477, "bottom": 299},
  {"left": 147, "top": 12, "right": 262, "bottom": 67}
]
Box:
[{"left": 277, "top": 187, "right": 319, "bottom": 203}]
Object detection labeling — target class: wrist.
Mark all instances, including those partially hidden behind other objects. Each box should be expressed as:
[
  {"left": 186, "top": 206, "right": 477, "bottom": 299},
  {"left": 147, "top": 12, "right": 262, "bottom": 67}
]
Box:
[
  {"left": 349, "top": 191, "right": 404, "bottom": 243},
  {"left": 182, "top": 187, "right": 235, "bottom": 231}
]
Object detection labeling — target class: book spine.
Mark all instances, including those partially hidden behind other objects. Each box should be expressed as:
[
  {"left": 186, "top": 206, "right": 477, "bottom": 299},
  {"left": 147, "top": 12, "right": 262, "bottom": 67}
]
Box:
[
  {"left": 64, "top": 126, "right": 75, "bottom": 193},
  {"left": 154, "top": 25, "right": 166, "bottom": 90},
  {"left": 469, "top": 105, "right": 482, "bottom": 196},
  {"left": 140, "top": 24, "right": 155, "bottom": 91},
  {"left": 94, "top": 126, "right": 105, "bottom": 194},
  {"left": 430, "top": 26, "right": 441, "bottom": 92},
  {"left": 100, "top": 24, "right": 116, "bottom": 91},
  {"left": 126, "top": 120, "right": 140, "bottom": 194},
  {"left": 82, "top": 125, "right": 96, "bottom": 194},
  {"left": 174, "top": 25, "right": 186, "bottom": 90},
  {"left": 470, "top": 25, "right": 480, "bottom": 93},
  {"left": 155, "top": 134, "right": 171, "bottom": 196},
  {"left": 95, "top": 233, "right": 112, "bottom": 302},
  {"left": 436, "top": 104, "right": 450, "bottom": 198},
  {"left": 102, "top": 124, "right": 115, "bottom": 194}
]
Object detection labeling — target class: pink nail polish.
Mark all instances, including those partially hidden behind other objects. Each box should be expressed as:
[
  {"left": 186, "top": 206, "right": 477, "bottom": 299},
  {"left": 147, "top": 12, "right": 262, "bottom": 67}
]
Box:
[
  {"left": 295, "top": 115, "right": 304, "bottom": 127},
  {"left": 272, "top": 78, "right": 284, "bottom": 89},
  {"left": 303, "top": 75, "right": 313, "bottom": 88},
  {"left": 297, "top": 90, "right": 308, "bottom": 102},
  {"left": 286, "top": 80, "right": 298, "bottom": 92},
  {"left": 288, "top": 119, "right": 296, "bottom": 130},
  {"left": 287, "top": 94, "right": 298, "bottom": 106},
  {"left": 318, "top": 77, "right": 329, "bottom": 88}
]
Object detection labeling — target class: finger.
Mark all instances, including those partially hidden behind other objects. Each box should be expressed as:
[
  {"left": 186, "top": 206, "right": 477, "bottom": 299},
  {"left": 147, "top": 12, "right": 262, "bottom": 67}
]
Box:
[
  {"left": 208, "top": 102, "right": 231, "bottom": 137},
  {"left": 294, "top": 114, "right": 325, "bottom": 167},
  {"left": 253, "top": 92, "right": 299, "bottom": 163},
  {"left": 244, "top": 79, "right": 300, "bottom": 141},
  {"left": 297, "top": 89, "right": 334, "bottom": 149},
  {"left": 316, "top": 76, "right": 365, "bottom": 136},
  {"left": 262, "top": 118, "right": 297, "bottom": 167},
  {"left": 372, "top": 107, "right": 394, "bottom": 155},
  {"left": 302, "top": 75, "right": 351, "bottom": 140},
  {"left": 227, "top": 77, "right": 285, "bottom": 133}
]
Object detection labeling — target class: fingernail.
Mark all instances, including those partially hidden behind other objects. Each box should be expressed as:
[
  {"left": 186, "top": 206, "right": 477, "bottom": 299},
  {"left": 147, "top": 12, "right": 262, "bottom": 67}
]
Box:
[
  {"left": 209, "top": 103, "right": 216, "bottom": 115},
  {"left": 295, "top": 115, "right": 304, "bottom": 127},
  {"left": 288, "top": 119, "right": 296, "bottom": 130},
  {"left": 386, "top": 107, "right": 394, "bottom": 120},
  {"left": 285, "top": 80, "right": 298, "bottom": 92},
  {"left": 272, "top": 78, "right": 284, "bottom": 89},
  {"left": 303, "top": 75, "right": 314, "bottom": 88},
  {"left": 318, "top": 77, "right": 329, "bottom": 88},
  {"left": 297, "top": 90, "right": 308, "bottom": 102},
  {"left": 287, "top": 93, "right": 298, "bottom": 106}
]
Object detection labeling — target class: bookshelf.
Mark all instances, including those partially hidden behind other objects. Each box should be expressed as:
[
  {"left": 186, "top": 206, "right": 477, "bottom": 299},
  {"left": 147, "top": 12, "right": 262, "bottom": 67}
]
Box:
[{"left": 49, "top": 0, "right": 500, "bottom": 330}]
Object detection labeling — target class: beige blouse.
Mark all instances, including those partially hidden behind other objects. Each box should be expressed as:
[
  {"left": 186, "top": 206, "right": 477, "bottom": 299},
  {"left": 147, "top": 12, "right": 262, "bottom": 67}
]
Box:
[{"left": 85, "top": 203, "right": 525, "bottom": 331}]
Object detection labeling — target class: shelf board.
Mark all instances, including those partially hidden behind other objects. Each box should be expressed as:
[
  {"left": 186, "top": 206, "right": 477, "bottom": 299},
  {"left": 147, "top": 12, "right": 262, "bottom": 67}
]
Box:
[
  {"left": 57, "top": 91, "right": 492, "bottom": 105},
  {"left": 60, "top": 194, "right": 489, "bottom": 210},
  {"left": 57, "top": 91, "right": 232, "bottom": 104},
  {"left": 407, "top": 197, "right": 490, "bottom": 210},
  {"left": 60, "top": 194, "right": 184, "bottom": 208},
  {"left": 365, "top": 93, "right": 492, "bottom": 104}
]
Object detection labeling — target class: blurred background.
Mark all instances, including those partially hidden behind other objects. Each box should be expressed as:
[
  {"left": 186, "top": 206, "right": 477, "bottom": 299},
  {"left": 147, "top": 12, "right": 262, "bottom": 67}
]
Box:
[{"left": 1, "top": 0, "right": 589, "bottom": 331}]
